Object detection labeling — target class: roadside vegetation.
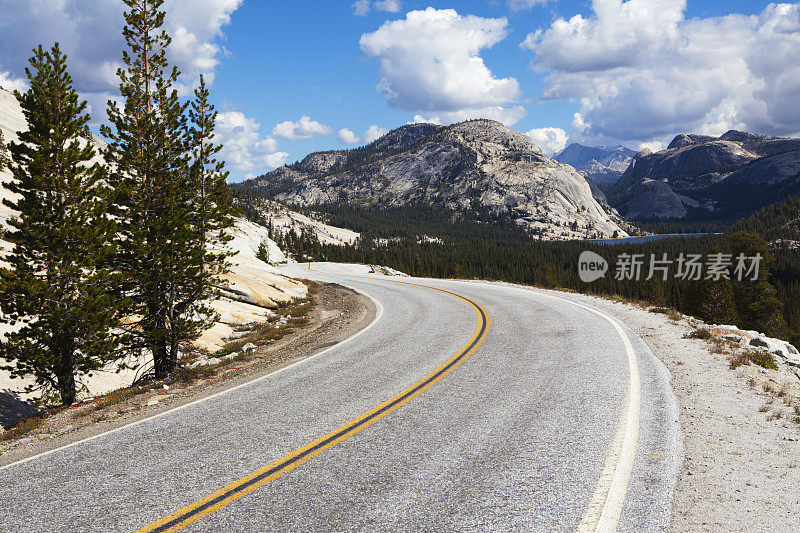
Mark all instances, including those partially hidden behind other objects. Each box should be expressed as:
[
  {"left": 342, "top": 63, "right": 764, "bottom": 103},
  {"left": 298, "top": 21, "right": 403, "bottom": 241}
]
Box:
[
  {"left": 0, "top": 0, "right": 234, "bottom": 408},
  {"left": 0, "top": 285, "right": 317, "bottom": 443}
]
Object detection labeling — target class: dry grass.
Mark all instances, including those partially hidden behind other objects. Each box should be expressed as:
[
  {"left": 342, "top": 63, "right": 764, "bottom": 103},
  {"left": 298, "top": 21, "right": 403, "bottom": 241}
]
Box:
[
  {"left": 729, "top": 349, "right": 778, "bottom": 370},
  {"left": 93, "top": 387, "right": 146, "bottom": 410},
  {"left": 713, "top": 338, "right": 731, "bottom": 355},
  {"left": 766, "top": 410, "right": 784, "bottom": 421},
  {"left": 759, "top": 403, "right": 771, "bottom": 413},
  {"left": 0, "top": 415, "right": 45, "bottom": 442},
  {"left": 667, "top": 309, "right": 683, "bottom": 321}
]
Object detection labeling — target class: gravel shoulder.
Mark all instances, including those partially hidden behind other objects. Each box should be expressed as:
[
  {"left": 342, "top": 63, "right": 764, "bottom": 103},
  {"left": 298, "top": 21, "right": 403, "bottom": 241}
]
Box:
[
  {"left": 561, "top": 291, "right": 800, "bottom": 532},
  {"left": 0, "top": 282, "right": 376, "bottom": 467}
]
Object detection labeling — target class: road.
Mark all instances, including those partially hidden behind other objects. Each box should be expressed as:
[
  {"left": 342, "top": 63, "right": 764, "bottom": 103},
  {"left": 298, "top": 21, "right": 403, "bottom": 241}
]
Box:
[{"left": 0, "top": 262, "right": 681, "bottom": 532}]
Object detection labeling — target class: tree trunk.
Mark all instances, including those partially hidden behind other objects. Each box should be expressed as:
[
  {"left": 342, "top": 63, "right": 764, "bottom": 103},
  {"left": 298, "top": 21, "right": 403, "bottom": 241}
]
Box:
[
  {"left": 56, "top": 351, "right": 77, "bottom": 406},
  {"left": 152, "top": 338, "right": 170, "bottom": 380}
]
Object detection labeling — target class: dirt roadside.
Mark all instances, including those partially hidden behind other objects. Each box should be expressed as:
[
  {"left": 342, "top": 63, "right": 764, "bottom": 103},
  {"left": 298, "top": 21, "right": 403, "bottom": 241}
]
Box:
[{"left": 0, "top": 282, "right": 376, "bottom": 467}]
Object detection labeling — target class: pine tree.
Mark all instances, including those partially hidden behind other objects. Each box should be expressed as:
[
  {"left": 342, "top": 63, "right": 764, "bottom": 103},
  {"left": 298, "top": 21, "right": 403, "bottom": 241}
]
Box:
[
  {"left": 0, "top": 44, "right": 123, "bottom": 406},
  {"left": 188, "top": 74, "right": 234, "bottom": 282},
  {"left": 643, "top": 275, "right": 666, "bottom": 306},
  {"left": 0, "top": 129, "right": 9, "bottom": 170},
  {"left": 102, "top": 0, "right": 208, "bottom": 379},
  {"left": 728, "top": 232, "right": 788, "bottom": 338},
  {"left": 684, "top": 279, "right": 738, "bottom": 325}
]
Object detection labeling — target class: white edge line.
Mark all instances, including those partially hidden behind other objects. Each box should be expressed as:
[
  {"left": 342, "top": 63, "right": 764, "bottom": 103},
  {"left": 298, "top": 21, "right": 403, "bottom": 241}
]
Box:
[
  {"left": 0, "top": 270, "right": 385, "bottom": 473},
  {"left": 307, "top": 268, "right": 639, "bottom": 530},
  {"left": 460, "top": 281, "right": 641, "bottom": 533}
]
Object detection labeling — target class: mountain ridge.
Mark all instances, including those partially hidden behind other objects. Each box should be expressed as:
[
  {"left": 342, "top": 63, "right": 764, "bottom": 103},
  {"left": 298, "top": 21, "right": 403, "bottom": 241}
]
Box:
[
  {"left": 554, "top": 143, "right": 636, "bottom": 185},
  {"left": 237, "top": 119, "right": 628, "bottom": 241},
  {"left": 611, "top": 130, "right": 800, "bottom": 220}
]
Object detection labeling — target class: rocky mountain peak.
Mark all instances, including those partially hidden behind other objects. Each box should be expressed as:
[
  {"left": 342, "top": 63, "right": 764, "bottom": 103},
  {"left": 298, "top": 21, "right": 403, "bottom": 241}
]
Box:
[
  {"left": 369, "top": 122, "right": 441, "bottom": 151},
  {"left": 237, "top": 120, "right": 628, "bottom": 240},
  {"left": 555, "top": 143, "right": 637, "bottom": 184},
  {"left": 613, "top": 129, "right": 800, "bottom": 220},
  {"left": 444, "top": 119, "right": 544, "bottom": 155},
  {"left": 718, "top": 130, "right": 771, "bottom": 144}
]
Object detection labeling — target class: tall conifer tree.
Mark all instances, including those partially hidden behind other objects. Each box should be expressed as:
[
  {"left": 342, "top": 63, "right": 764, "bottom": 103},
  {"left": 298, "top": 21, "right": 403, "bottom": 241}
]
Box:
[
  {"left": 103, "top": 0, "right": 225, "bottom": 378},
  {"left": 188, "top": 74, "right": 234, "bottom": 301},
  {"left": 0, "top": 44, "right": 122, "bottom": 406},
  {"left": 729, "top": 232, "right": 788, "bottom": 338}
]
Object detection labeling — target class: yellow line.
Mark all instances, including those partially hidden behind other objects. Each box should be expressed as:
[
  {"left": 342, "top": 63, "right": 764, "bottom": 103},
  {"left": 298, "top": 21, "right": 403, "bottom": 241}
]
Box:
[{"left": 136, "top": 263, "right": 491, "bottom": 533}]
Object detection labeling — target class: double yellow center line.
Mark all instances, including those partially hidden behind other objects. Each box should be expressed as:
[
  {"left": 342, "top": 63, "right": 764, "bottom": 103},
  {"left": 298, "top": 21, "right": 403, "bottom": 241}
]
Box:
[{"left": 137, "top": 265, "right": 491, "bottom": 532}]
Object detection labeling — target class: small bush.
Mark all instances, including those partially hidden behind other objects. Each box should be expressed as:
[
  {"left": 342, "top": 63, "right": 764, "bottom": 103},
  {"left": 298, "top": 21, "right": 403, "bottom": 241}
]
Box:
[
  {"left": 730, "top": 349, "right": 778, "bottom": 370},
  {"left": 648, "top": 307, "right": 681, "bottom": 321},
  {"left": 747, "top": 350, "right": 778, "bottom": 370},
  {"left": 684, "top": 328, "right": 712, "bottom": 340},
  {"left": 729, "top": 352, "right": 749, "bottom": 368}
]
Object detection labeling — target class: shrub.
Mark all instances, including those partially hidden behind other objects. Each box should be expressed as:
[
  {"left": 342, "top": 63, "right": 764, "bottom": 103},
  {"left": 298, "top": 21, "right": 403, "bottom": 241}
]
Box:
[
  {"left": 729, "top": 349, "right": 778, "bottom": 370},
  {"left": 747, "top": 350, "right": 778, "bottom": 370},
  {"left": 684, "top": 328, "right": 712, "bottom": 340}
]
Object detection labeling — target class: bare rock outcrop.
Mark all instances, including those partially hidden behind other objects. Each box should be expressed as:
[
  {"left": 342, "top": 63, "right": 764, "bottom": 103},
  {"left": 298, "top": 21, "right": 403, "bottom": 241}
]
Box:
[
  {"left": 242, "top": 120, "right": 627, "bottom": 240},
  {"left": 613, "top": 129, "right": 800, "bottom": 220}
]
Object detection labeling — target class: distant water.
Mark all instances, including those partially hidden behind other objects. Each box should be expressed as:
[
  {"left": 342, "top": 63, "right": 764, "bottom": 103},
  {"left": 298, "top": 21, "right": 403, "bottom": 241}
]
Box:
[{"left": 589, "top": 233, "right": 720, "bottom": 245}]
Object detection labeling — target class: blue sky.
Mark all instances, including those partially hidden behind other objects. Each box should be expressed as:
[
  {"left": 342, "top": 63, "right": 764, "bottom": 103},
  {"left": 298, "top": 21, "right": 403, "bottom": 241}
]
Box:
[
  {"left": 0, "top": 1, "right": 797, "bottom": 181},
  {"left": 213, "top": 0, "right": 778, "bottom": 169}
]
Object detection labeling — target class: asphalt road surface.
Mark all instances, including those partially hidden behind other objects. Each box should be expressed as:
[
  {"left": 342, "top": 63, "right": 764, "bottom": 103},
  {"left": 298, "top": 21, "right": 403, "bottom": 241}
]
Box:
[{"left": 0, "top": 262, "right": 681, "bottom": 532}]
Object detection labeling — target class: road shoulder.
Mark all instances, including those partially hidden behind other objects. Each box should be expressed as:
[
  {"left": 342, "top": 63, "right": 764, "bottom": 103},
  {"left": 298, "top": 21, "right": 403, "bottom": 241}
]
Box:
[
  {"left": 560, "top": 292, "right": 800, "bottom": 532},
  {"left": 0, "top": 282, "right": 376, "bottom": 468}
]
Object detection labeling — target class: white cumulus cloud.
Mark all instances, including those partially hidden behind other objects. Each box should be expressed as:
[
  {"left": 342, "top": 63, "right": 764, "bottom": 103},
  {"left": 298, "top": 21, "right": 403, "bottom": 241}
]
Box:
[
  {"left": 263, "top": 152, "right": 290, "bottom": 169},
  {"left": 272, "top": 116, "right": 334, "bottom": 141},
  {"left": 638, "top": 141, "right": 664, "bottom": 153},
  {"left": 216, "top": 111, "right": 287, "bottom": 177},
  {"left": 364, "top": 125, "right": 389, "bottom": 143},
  {"left": 525, "top": 127, "right": 568, "bottom": 155},
  {"left": 360, "top": 8, "right": 524, "bottom": 126},
  {"left": 0, "top": 70, "right": 26, "bottom": 92},
  {"left": 338, "top": 128, "right": 361, "bottom": 144},
  {"left": 522, "top": 0, "right": 800, "bottom": 144}
]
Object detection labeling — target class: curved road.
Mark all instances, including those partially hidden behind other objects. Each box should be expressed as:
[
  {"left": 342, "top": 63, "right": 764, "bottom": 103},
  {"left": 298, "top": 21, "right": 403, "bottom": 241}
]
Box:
[{"left": 0, "top": 262, "right": 681, "bottom": 532}]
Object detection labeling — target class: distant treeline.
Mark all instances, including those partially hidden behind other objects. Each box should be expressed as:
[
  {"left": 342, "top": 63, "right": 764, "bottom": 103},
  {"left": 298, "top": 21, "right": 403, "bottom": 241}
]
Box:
[{"left": 265, "top": 199, "right": 800, "bottom": 349}]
